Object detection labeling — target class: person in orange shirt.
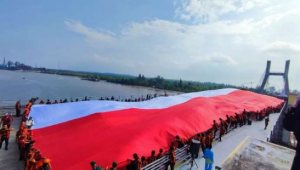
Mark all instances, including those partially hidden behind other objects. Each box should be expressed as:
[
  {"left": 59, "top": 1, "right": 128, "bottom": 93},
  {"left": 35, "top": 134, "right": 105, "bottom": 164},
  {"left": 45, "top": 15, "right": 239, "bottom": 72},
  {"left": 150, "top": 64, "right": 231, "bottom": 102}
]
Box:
[
  {"left": 200, "top": 133, "right": 206, "bottom": 154},
  {"left": 171, "top": 142, "right": 176, "bottom": 151},
  {"left": 0, "top": 125, "right": 13, "bottom": 150},
  {"left": 212, "top": 120, "right": 219, "bottom": 139},
  {"left": 15, "top": 100, "right": 21, "bottom": 117},
  {"left": 147, "top": 150, "right": 156, "bottom": 164},
  {"left": 206, "top": 132, "right": 213, "bottom": 148},
  {"left": 127, "top": 153, "right": 142, "bottom": 170},
  {"left": 219, "top": 118, "right": 228, "bottom": 141},
  {"left": 165, "top": 146, "right": 176, "bottom": 170},
  {"left": 25, "top": 147, "right": 36, "bottom": 170},
  {"left": 156, "top": 148, "right": 164, "bottom": 159},
  {"left": 175, "top": 135, "right": 185, "bottom": 149},
  {"left": 19, "top": 135, "right": 29, "bottom": 160},
  {"left": 242, "top": 111, "right": 248, "bottom": 125},
  {"left": 141, "top": 156, "right": 147, "bottom": 167},
  {"left": 37, "top": 158, "right": 52, "bottom": 170}
]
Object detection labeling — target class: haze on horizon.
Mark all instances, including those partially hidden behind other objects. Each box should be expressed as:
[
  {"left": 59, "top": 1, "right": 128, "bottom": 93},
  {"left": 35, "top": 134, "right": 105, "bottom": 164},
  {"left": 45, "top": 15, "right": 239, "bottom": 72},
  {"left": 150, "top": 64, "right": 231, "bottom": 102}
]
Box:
[{"left": 1, "top": 0, "right": 299, "bottom": 91}]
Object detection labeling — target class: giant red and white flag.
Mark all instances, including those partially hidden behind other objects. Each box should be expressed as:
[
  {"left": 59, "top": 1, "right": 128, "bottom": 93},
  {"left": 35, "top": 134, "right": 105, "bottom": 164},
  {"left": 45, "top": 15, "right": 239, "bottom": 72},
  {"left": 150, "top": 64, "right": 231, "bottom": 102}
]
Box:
[{"left": 29, "top": 89, "right": 282, "bottom": 170}]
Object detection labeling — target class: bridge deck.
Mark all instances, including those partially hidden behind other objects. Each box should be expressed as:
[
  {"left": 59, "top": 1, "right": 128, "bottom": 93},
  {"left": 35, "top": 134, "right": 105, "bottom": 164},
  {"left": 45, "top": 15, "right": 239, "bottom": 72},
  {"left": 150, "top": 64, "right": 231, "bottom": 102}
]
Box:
[{"left": 177, "top": 112, "right": 288, "bottom": 170}]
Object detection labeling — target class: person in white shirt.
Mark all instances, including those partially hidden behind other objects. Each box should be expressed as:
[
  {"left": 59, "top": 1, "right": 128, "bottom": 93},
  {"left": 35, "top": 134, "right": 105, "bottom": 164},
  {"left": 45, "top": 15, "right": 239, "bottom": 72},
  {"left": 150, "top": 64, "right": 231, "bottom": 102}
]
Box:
[{"left": 26, "top": 117, "right": 34, "bottom": 129}]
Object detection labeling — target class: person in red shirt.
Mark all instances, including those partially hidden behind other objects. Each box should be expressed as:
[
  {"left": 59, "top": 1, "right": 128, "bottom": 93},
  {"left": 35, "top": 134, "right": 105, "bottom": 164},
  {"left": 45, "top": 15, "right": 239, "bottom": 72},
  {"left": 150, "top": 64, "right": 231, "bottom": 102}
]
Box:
[
  {"left": 39, "top": 100, "right": 45, "bottom": 104},
  {"left": 0, "top": 125, "right": 13, "bottom": 150},
  {"left": 165, "top": 146, "right": 176, "bottom": 170},
  {"left": 15, "top": 100, "right": 21, "bottom": 117}
]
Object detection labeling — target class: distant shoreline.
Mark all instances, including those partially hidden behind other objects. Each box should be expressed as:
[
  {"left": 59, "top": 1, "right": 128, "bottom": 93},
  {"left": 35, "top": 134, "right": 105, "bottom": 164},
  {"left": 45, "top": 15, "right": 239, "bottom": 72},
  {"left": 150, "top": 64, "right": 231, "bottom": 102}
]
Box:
[{"left": 14, "top": 69, "right": 183, "bottom": 94}]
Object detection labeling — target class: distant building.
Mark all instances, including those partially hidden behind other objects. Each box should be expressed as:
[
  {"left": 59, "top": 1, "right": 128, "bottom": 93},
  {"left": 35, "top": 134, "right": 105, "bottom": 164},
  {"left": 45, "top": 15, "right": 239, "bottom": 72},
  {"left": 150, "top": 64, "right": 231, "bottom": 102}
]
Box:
[
  {"left": 3, "top": 57, "right": 5, "bottom": 65},
  {"left": 0, "top": 64, "right": 5, "bottom": 68},
  {"left": 7, "top": 61, "right": 13, "bottom": 67}
]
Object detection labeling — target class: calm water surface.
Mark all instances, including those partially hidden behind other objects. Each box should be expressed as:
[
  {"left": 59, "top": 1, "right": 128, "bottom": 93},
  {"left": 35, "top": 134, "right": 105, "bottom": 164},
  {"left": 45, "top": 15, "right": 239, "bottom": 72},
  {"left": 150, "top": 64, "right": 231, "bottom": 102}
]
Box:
[{"left": 0, "top": 70, "right": 180, "bottom": 114}]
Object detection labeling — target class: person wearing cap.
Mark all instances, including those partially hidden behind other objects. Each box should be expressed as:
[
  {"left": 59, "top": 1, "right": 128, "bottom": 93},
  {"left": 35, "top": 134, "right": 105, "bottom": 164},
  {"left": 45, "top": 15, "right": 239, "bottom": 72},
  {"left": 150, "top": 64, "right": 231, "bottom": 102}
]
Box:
[
  {"left": 15, "top": 100, "right": 21, "bottom": 117},
  {"left": 90, "top": 161, "right": 103, "bottom": 170},
  {"left": 26, "top": 117, "right": 35, "bottom": 129},
  {"left": 0, "top": 113, "right": 12, "bottom": 128},
  {"left": 9, "top": 113, "right": 14, "bottom": 123}
]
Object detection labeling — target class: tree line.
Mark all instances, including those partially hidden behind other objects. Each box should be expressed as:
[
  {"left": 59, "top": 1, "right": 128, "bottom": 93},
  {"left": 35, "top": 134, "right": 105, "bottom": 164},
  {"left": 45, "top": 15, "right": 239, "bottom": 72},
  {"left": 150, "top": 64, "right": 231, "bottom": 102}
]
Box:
[{"left": 41, "top": 69, "right": 262, "bottom": 93}]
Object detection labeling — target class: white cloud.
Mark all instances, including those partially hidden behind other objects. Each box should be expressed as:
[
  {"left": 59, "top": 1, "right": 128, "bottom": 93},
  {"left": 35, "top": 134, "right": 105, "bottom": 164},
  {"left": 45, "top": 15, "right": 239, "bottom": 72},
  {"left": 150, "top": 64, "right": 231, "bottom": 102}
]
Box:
[
  {"left": 175, "top": 0, "right": 270, "bottom": 23},
  {"left": 64, "top": 19, "right": 116, "bottom": 47},
  {"left": 64, "top": 0, "right": 300, "bottom": 90},
  {"left": 261, "top": 41, "right": 300, "bottom": 57},
  {"left": 206, "top": 53, "right": 237, "bottom": 65}
]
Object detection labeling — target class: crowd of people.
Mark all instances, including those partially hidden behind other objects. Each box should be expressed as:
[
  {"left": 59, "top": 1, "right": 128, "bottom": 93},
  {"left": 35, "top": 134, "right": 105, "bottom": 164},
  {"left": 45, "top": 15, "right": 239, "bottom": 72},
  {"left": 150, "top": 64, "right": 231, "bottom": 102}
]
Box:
[
  {"left": 32, "top": 93, "right": 167, "bottom": 106},
  {"left": 120, "top": 103, "right": 284, "bottom": 170},
  {"left": 1, "top": 96, "right": 284, "bottom": 170},
  {"left": 16, "top": 98, "right": 52, "bottom": 170}
]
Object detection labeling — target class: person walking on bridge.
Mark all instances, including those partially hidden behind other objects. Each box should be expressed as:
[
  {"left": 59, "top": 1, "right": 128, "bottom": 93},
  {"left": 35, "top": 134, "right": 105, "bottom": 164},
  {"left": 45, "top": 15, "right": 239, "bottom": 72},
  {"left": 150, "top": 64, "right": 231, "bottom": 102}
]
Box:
[
  {"left": 204, "top": 145, "right": 214, "bottom": 170},
  {"left": 264, "top": 115, "right": 269, "bottom": 130}
]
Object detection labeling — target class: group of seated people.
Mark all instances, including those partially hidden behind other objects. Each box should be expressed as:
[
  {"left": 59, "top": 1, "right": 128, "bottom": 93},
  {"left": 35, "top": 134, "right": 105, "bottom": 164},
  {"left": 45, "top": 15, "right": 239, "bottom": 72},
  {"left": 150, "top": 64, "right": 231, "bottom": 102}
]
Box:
[{"left": 16, "top": 99, "right": 52, "bottom": 170}]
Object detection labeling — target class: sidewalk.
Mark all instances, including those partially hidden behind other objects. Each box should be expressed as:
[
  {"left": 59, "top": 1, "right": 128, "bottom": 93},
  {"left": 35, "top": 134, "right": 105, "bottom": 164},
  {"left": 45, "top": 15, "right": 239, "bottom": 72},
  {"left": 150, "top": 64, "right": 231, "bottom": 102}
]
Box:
[
  {"left": 177, "top": 113, "right": 280, "bottom": 170},
  {"left": 0, "top": 117, "right": 25, "bottom": 170}
]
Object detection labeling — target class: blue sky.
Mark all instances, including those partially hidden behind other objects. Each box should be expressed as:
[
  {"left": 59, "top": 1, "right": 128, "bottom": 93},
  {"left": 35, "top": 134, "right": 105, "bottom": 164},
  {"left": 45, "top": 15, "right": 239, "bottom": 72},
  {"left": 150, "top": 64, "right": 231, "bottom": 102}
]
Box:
[{"left": 1, "top": 0, "right": 300, "bottom": 91}]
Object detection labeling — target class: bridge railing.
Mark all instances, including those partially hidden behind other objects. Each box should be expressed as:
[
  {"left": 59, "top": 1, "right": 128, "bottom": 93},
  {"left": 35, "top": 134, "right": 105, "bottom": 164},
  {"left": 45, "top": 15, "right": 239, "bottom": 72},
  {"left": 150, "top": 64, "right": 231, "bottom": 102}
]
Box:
[{"left": 141, "top": 145, "right": 190, "bottom": 170}]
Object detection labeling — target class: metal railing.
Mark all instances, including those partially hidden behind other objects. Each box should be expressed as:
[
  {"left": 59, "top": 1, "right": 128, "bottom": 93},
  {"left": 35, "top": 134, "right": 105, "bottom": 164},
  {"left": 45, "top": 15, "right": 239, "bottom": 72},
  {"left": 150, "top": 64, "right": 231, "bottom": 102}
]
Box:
[
  {"left": 142, "top": 145, "right": 191, "bottom": 170},
  {"left": 268, "top": 102, "right": 287, "bottom": 143}
]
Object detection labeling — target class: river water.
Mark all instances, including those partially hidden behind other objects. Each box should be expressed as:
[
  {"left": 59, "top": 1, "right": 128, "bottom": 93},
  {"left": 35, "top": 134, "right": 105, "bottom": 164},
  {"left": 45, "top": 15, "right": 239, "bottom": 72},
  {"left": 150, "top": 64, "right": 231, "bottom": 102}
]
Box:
[{"left": 0, "top": 70, "right": 181, "bottom": 115}]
